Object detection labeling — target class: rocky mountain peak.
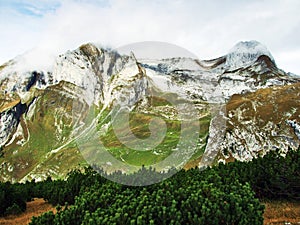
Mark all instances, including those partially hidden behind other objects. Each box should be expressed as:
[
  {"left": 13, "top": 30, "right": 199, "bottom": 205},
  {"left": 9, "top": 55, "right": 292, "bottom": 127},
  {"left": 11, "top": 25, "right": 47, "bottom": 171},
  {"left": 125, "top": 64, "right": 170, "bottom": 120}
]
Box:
[
  {"left": 225, "top": 40, "right": 275, "bottom": 71},
  {"left": 79, "top": 43, "right": 102, "bottom": 58}
]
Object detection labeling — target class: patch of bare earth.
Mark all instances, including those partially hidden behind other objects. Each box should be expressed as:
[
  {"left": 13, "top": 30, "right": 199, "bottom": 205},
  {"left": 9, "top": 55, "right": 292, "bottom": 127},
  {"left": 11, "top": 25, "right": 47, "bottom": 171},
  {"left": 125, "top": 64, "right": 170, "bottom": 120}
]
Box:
[
  {"left": 263, "top": 201, "right": 300, "bottom": 225},
  {"left": 1, "top": 198, "right": 299, "bottom": 224},
  {"left": 0, "top": 198, "right": 56, "bottom": 225}
]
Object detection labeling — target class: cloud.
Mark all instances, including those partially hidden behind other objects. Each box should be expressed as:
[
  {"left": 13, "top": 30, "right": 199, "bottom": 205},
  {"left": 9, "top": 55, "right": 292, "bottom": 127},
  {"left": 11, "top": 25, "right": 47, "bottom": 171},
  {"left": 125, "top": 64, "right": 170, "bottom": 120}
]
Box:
[{"left": 0, "top": 0, "right": 299, "bottom": 74}]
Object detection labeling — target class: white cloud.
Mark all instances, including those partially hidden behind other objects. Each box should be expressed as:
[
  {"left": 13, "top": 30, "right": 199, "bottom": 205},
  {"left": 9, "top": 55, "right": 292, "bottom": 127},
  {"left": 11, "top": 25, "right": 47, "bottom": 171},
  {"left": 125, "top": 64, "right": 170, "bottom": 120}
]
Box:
[{"left": 0, "top": 0, "right": 299, "bottom": 74}]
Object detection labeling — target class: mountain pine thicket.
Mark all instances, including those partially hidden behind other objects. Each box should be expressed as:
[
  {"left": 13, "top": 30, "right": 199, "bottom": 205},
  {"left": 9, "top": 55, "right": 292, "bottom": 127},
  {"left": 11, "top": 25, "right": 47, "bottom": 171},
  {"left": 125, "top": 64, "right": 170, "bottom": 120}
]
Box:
[{"left": 0, "top": 148, "right": 299, "bottom": 224}]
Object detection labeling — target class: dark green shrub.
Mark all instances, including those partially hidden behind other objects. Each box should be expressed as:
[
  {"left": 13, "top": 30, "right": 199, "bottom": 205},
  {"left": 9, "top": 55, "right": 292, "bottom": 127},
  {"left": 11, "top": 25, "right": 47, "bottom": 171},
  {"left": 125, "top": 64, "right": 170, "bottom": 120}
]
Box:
[
  {"left": 5, "top": 203, "right": 23, "bottom": 215},
  {"left": 29, "top": 168, "right": 264, "bottom": 225},
  {"left": 0, "top": 182, "right": 26, "bottom": 216},
  {"left": 4, "top": 148, "right": 299, "bottom": 224}
]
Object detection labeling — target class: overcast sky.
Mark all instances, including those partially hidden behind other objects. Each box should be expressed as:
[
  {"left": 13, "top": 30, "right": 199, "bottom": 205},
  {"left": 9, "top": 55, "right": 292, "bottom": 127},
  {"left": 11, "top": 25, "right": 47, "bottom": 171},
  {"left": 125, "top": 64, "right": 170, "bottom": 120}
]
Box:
[{"left": 0, "top": 0, "right": 299, "bottom": 74}]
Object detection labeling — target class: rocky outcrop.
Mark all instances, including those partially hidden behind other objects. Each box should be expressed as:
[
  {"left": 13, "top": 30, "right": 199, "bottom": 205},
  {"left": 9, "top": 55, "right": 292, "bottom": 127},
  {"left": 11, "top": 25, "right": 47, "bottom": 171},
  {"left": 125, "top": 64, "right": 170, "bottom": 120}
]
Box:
[
  {"left": 221, "top": 83, "right": 300, "bottom": 161},
  {"left": 0, "top": 101, "right": 26, "bottom": 147}
]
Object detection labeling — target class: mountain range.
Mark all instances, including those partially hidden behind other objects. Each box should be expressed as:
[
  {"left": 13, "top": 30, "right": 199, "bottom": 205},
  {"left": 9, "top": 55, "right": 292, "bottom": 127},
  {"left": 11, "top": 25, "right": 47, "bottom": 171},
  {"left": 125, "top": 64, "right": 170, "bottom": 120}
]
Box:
[{"left": 0, "top": 40, "right": 299, "bottom": 182}]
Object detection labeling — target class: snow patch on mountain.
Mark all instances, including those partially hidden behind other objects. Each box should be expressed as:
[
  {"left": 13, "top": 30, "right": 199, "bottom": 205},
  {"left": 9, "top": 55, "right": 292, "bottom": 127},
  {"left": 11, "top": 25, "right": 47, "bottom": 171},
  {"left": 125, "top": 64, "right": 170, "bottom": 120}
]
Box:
[{"left": 287, "top": 120, "right": 300, "bottom": 140}]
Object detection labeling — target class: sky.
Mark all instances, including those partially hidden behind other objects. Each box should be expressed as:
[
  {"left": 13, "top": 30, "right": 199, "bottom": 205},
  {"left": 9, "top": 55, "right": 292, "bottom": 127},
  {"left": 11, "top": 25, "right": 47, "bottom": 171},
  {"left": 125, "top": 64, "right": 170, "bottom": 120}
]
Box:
[{"left": 0, "top": 0, "right": 299, "bottom": 74}]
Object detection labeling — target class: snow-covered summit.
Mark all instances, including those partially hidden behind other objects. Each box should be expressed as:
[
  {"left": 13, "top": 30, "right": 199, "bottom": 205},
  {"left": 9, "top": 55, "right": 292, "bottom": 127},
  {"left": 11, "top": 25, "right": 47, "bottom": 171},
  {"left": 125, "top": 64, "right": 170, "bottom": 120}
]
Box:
[{"left": 225, "top": 40, "right": 275, "bottom": 71}]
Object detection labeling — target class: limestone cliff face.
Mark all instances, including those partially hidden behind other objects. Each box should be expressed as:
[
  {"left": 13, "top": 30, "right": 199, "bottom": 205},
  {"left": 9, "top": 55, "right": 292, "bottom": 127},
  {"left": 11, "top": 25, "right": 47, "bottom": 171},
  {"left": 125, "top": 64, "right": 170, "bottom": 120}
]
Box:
[
  {"left": 0, "top": 101, "right": 25, "bottom": 147},
  {"left": 220, "top": 83, "right": 300, "bottom": 162},
  {"left": 0, "top": 41, "right": 299, "bottom": 182}
]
